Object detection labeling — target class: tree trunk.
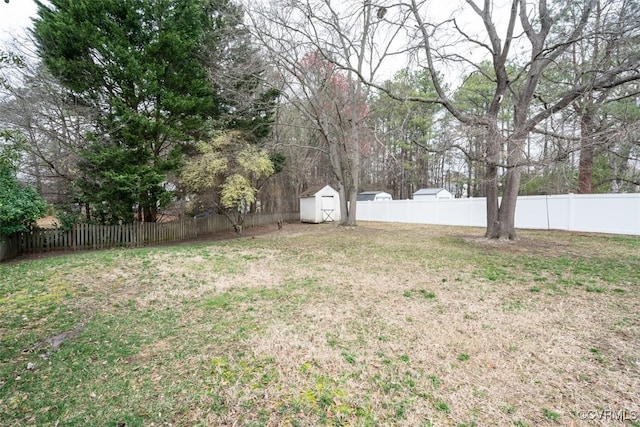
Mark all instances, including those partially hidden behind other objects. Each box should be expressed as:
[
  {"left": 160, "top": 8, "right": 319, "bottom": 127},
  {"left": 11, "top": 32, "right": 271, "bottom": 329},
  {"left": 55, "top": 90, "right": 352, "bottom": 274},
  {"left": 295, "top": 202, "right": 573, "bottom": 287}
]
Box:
[
  {"left": 577, "top": 111, "right": 595, "bottom": 194},
  {"left": 343, "top": 186, "right": 358, "bottom": 226},
  {"left": 488, "top": 164, "right": 522, "bottom": 240},
  {"left": 326, "top": 137, "right": 349, "bottom": 225},
  {"left": 337, "top": 181, "right": 348, "bottom": 225},
  {"left": 486, "top": 130, "right": 525, "bottom": 240},
  {"left": 222, "top": 209, "right": 244, "bottom": 235},
  {"left": 143, "top": 205, "right": 158, "bottom": 223},
  {"left": 343, "top": 132, "right": 360, "bottom": 227},
  {"left": 484, "top": 126, "right": 501, "bottom": 237},
  {"left": 485, "top": 163, "right": 499, "bottom": 238},
  {"left": 235, "top": 212, "right": 244, "bottom": 236},
  {"left": 339, "top": 163, "right": 356, "bottom": 226}
]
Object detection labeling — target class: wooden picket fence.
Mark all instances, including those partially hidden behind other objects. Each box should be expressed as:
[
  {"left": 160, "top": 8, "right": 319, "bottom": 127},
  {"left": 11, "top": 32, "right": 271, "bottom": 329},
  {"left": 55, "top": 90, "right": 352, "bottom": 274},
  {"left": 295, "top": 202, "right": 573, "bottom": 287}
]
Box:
[{"left": 0, "top": 212, "right": 299, "bottom": 262}]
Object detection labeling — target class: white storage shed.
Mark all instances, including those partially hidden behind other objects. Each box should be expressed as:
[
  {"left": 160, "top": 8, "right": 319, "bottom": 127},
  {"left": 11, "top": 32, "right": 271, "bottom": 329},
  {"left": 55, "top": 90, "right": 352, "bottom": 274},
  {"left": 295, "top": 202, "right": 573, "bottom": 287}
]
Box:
[
  {"left": 300, "top": 185, "right": 341, "bottom": 223},
  {"left": 413, "top": 188, "right": 453, "bottom": 200},
  {"left": 357, "top": 191, "right": 393, "bottom": 201}
]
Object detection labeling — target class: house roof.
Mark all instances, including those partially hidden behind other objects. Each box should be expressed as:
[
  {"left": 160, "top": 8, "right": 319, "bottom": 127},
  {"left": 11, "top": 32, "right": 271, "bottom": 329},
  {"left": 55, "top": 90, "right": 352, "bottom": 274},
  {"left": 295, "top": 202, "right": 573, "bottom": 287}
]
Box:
[{"left": 413, "top": 188, "right": 449, "bottom": 195}]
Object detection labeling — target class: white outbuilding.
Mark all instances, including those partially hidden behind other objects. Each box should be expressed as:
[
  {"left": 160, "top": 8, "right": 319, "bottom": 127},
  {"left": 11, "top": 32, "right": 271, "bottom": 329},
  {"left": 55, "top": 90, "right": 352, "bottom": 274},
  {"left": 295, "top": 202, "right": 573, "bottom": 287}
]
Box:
[
  {"left": 357, "top": 191, "right": 393, "bottom": 201},
  {"left": 299, "top": 185, "right": 341, "bottom": 223},
  {"left": 413, "top": 188, "right": 453, "bottom": 200}
]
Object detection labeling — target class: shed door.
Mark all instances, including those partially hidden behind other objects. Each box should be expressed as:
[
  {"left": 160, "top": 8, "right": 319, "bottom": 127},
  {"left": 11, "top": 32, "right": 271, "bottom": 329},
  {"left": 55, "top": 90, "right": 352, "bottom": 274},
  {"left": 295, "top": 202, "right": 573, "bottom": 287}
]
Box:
[
  {"left": 322, "top": 196, "right": 334, "bottom": 210},
  {"left": 321, "top": 196, "right": 335, "bottom": 221}
]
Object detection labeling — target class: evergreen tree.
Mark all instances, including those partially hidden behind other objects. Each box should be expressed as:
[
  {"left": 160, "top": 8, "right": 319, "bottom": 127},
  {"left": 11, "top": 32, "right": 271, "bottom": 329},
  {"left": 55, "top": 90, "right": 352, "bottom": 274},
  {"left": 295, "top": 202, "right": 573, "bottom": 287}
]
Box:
[
  {"left": 369, "top": 68, "right": 443, "bottom": 199},
  {"left": 33, "top": 0, "right": 222, "bottom": 223}
]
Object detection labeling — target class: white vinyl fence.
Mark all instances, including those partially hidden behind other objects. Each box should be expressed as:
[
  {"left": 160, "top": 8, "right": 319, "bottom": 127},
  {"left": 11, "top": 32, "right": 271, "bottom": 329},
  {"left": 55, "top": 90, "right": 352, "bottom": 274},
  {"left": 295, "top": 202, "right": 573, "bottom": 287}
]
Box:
[{"left": 356, "top": 193, "right": 640, "bottom": 236}]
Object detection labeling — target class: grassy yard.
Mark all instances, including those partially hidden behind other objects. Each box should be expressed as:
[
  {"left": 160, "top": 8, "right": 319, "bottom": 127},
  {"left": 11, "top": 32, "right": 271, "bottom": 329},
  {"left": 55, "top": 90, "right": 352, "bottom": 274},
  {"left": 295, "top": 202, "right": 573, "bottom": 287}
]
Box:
[{"left": 1, "top": 222, "right": 639, "bottom": 426}]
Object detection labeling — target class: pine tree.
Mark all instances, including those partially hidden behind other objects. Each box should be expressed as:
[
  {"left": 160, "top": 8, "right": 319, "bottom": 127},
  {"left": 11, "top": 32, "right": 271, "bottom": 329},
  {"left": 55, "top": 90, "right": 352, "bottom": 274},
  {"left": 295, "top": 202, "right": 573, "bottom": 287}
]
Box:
[{"left": 33, "top": 0, "right": 220, "bottom": 223}]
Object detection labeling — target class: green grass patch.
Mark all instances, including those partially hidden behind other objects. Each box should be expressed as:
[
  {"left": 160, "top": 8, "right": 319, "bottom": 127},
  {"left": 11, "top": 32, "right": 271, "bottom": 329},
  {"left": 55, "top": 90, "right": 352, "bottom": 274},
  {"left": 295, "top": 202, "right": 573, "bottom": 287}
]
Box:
[{"left": 542, "top": 408, "right": 561, "bottom": 421}]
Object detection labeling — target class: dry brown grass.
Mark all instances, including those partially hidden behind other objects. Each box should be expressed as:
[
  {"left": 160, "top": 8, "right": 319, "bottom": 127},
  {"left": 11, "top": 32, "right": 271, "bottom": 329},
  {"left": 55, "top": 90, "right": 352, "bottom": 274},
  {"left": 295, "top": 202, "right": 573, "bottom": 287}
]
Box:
[
  {"left": 208, "top": 224, "right": 636, "bottom": 426},
  {"left": 1, "top": 222, "right": 638, "bottom": 426}
]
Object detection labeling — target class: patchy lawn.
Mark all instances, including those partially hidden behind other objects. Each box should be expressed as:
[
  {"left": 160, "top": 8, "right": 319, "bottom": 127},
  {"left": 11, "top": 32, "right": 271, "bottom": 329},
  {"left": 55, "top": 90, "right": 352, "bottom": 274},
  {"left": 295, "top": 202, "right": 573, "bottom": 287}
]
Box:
[{"left": 1, "top": 222, "right": 639, "bottom": 426}]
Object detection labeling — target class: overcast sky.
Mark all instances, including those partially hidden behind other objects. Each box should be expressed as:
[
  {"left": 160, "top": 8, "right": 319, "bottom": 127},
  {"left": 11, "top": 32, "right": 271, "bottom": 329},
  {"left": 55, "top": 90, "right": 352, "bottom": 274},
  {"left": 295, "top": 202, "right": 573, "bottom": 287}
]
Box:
[{"left": 0, "top": 0, "right": 38, "bottom": 43}]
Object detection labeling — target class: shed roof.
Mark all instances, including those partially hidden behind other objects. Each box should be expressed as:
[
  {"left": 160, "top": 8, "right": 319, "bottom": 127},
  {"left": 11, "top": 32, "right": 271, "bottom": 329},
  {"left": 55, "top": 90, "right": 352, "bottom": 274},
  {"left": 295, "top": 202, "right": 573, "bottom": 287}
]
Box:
[
  {"left": 357, "top": 191, "right": 390, "bottom": 201},
  {"left": 300, "top": 184, "right": 337, "bottom": 198},
  {"left": 357, "top": 193, "right": 376, "bottom": 201},
  {"left": 413, "top": 188, "right": 448, "bottom": 195}
]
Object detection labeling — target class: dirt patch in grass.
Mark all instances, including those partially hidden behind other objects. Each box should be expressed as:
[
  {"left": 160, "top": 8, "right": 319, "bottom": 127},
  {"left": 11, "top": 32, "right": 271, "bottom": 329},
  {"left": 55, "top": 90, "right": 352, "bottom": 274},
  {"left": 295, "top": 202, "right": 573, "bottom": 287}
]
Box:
[{"left": 42, "top": 321, "right": 88, "bottom": 350}]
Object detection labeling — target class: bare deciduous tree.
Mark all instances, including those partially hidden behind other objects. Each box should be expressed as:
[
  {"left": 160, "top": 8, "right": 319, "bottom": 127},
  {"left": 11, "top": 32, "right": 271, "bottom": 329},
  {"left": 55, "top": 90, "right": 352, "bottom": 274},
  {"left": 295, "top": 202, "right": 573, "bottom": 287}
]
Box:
[
  {"left": 368, "top": 0, "right": 640, "bottom": 239},
  {"left": 248, "top": 0, "right": 640, "bottom": 237},
  {"left": 246, "top": 0, "right": 407, "bottom": 226},
  {"left": 0, "top": 43, "right": 97, "bottom": 208}
]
